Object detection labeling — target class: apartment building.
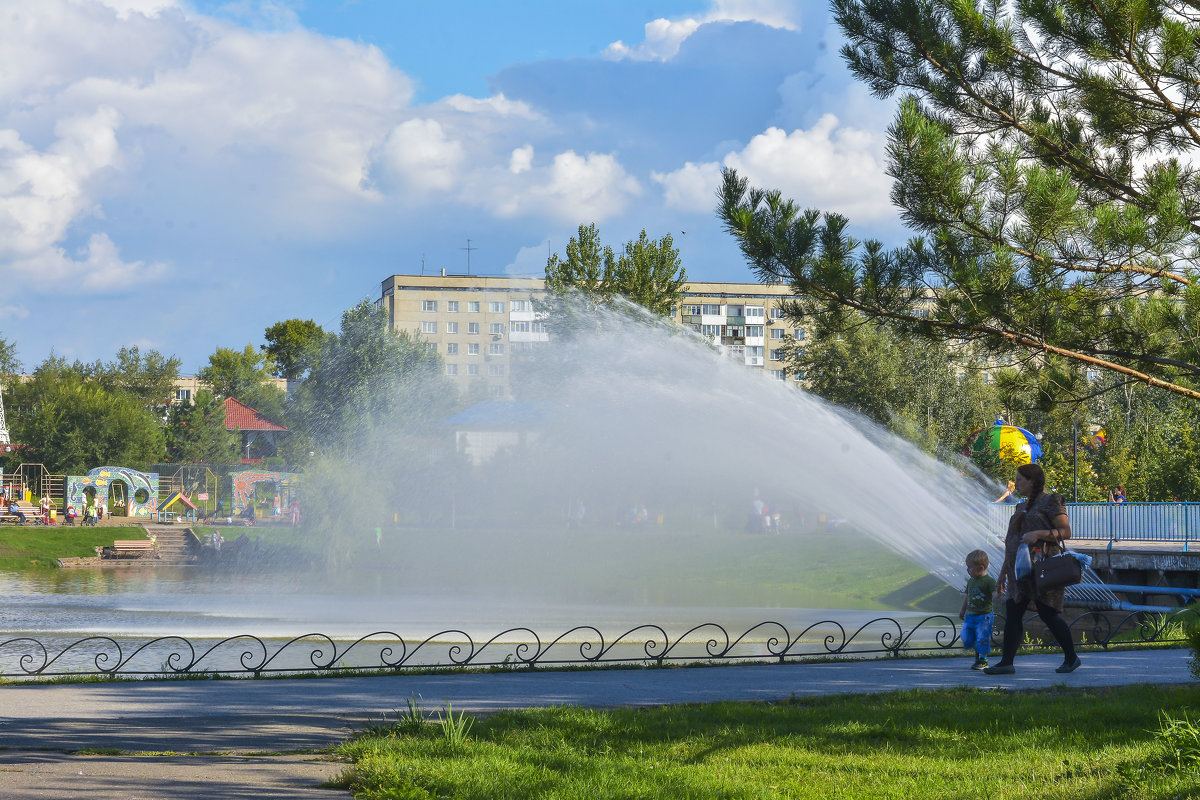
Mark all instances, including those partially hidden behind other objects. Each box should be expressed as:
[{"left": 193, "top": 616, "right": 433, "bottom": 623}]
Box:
[{"left": 378, "top": 273, "right": 807, "bottom": 398}]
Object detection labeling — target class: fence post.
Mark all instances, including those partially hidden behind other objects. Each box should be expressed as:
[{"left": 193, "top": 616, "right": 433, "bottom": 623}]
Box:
[{"left": 1186, "top": 501, "right": 1191, "bottom": 553}]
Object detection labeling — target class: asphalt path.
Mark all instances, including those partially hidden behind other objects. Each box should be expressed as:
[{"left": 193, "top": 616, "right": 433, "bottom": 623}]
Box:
[{"left": 0, "top": 648, "right": 1193, "bottom": 799}]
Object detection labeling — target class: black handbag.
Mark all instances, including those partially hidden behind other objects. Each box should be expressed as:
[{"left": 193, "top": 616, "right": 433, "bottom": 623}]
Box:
[{"left": 1034, "top": 531, "right": 1082, "bottom": 591}]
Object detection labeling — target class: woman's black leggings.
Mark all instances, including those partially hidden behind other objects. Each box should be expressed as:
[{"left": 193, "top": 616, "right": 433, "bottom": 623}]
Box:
[{"left": 999, "top": 597, "right": 1077, "bottom": 664}]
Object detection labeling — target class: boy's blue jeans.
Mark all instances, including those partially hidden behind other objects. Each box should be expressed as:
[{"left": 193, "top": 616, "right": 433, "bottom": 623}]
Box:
[{"left": 961, "top": 612, "right": 994, "bottom": 657}]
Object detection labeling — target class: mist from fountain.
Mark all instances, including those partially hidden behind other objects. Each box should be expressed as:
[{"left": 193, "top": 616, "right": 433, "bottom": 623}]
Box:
[{"left": 300, "top": 298, "right": 1006, "bottom": 619}]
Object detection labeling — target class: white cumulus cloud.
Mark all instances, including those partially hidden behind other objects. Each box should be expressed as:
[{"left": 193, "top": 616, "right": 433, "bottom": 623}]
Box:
[
  {"left": 653, "top": 114, "right": 895, "bottom": 222},
  {"left": 0, "top": 106, "right": 160, "bottom": 290},
  {"left": 605, "top": 0, "right": 798, "bottom": 61},
  {"left": 509, "top": 145, "right": 533, "bottom": 174},
  {"left": 379, "top": 118, "right": 466, "bottom": 192},
  {"left": 496, "top": 150, "right": 642, "bottom": 223}
]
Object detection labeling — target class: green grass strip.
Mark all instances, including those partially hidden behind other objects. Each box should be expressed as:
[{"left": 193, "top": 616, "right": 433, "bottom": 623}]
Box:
[
  {"left": 0, "top": 525, "right": 128, "bottom": 569},
  {"left": 333, "top": 684, "right": 1200, "bottom": 799}
]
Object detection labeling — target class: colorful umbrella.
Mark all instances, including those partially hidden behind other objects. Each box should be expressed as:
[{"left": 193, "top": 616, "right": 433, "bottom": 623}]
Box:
[{"left": 965, "top": 420, "right": 1042, "bottom": 464}]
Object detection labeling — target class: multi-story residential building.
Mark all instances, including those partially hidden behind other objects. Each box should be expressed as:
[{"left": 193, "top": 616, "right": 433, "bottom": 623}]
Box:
[{"left": 378, "top": 273, "right": 807, "bottom": 398}]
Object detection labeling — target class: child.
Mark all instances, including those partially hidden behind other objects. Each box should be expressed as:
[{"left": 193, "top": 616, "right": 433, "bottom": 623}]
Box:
[{"left": 959, "top": 549, "right": 997, "bottom": 670}]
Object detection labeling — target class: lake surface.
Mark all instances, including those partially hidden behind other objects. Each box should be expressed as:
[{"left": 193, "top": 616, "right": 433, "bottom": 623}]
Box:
[{"left": 0, "top": 567, "right": 949, "bottom": 675}]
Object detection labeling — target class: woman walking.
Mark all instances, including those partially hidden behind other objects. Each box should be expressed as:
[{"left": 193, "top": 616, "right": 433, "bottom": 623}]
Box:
[{"left": 984, "top": 463, "right": 1082, "bottom": 675}]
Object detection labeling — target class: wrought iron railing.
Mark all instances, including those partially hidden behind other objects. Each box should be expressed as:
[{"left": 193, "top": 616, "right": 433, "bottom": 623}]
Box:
[
  {"left": 1, "top": 609, "right": 1194, "bottom": 678},
  {"left": 988, "top": 501, "right": 1200, "bottom": 548}
]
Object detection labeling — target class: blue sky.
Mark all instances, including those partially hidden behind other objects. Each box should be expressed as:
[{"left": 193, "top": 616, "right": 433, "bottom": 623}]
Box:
[{"left": 0, "top": 0, "right": 903, "bottom": 373}]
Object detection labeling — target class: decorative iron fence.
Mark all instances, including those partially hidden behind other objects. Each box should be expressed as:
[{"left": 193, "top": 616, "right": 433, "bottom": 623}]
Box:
[
  {"left": 987, "top": 501, "right": 1200, "bottom": 548},
  {"left": 2, "top": 609, "right": 1195, "bottom": 678}
]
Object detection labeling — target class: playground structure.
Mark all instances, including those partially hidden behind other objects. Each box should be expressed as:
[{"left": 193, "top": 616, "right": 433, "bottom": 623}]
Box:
[
  {"left": 229, "top": 469, "right": 300, "bottom": 518},
  {"left": 158, "top": 491, "right": 199, "bottom": 523},
  {"left": 65, "top": 466, "right": 160, "bottom": 519}
]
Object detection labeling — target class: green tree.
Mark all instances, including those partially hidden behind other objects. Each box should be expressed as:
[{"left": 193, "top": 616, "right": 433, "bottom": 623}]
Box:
[
  {"left": 290, "top": 301, "right": 450, "bottom": 452},
  {"left": 7, "top": 363, "right": 164, "bottom": 474},
  {"left": 262, "top": 319, "right": 329, "bottom": 380},
  {"left": 165, "top": 388, "right": 238, "bottom": 464},
  {"left": 199, "top": 344, "right": 285, "bottom": 422},
  {"left": 96, "top": 345, "right": 181, "bottom": 414},
  {"left": 720, "top": 0, "right": 1200, "bottom": 403},
  {"left": 0, "top": 334, "right": 20, "bottom": 388},
  {"left": 543, "top": 224, "right": 687, "bottom": 323}
]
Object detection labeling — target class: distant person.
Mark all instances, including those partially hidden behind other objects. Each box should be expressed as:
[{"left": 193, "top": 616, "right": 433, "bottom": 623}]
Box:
[
  {"left": 959, "top": 549, "right": 996, "bottom": 670},
  {"left": 9, "top": 501, "right": 25, "bottom": 524},
  {"left": 39, "top": 495, "right": 51, "bottom": 524},
  {"left": 290, "top": 497, "right": 301, "bottom": 526},
  {"left": 994, "top": 481, "right": 1017, "bottom": 503},
  {"left": 1109, "top": 485, "right": 1126, "bottom": 504},
  {"left": 65, "top": 505, "right": 76, "bottom": 525},
  {"left": 273, "top": 495, "right": 282, "bottom": 517},
  {"left": 985, "top": 464, "right": 1081, "bottom": 675}
]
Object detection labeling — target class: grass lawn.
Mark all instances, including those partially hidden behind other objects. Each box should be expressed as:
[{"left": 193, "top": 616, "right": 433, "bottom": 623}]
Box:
[
  {"left": 333, "top": 684, "right": 1200, "bottom": 799},
  {"left": 0, "top": 525, "right": 127, "bottom": 569}
]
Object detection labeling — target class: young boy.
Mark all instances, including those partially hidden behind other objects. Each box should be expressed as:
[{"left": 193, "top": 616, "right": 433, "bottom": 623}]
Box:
[{"left": 959, "top": 549, "right": 997, "bottom": 670}]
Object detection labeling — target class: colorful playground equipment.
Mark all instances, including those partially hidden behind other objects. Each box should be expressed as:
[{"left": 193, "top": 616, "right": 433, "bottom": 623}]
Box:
[
  {"left": 65, "top": 466, "right": 160, "bottom": 519},
  {"left": 158, "top": 491, "right": 199, "bottom": 523}
]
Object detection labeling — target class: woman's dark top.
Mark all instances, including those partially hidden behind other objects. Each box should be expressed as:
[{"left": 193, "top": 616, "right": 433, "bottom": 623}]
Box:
[{"left": 1003, "top": 492, "right": 1068, "bottom": 611}]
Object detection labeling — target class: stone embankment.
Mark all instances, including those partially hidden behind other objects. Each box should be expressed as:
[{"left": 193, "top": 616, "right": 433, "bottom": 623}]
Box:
[{"left": 58, "top": 524, "right": 200, "bottom": 568}]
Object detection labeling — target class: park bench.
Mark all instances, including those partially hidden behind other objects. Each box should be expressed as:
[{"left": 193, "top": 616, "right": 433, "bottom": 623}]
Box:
[
  {"left": 98, "top": 539, "right": 157, "bottom": 559},
  {"left": 0, "top": 513, "right": 21, "bottom": 525}
]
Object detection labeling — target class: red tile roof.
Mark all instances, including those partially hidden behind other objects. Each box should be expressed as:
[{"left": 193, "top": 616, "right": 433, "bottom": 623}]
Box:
[{"left": 223, "top": 397, "right": 288, "bottom": 431}]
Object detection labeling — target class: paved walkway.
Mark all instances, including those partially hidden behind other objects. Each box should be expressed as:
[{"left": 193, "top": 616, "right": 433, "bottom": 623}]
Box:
[{"left": 0, "top": 648, "right": 1193, "bottom": 798}]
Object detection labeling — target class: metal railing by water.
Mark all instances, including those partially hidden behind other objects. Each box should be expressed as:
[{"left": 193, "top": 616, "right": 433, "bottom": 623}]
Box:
[
  {"left": 1, "top": 610, "right": 1193, "bottom": 678},
  {"left": 987, "top": 501, "right": 1200, "bottom": 549}
]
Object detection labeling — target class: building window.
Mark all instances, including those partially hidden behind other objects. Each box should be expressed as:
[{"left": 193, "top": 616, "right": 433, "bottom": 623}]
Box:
[
  {"left": 468, "top": 343, "right": 480, "bottom": 355},
  {"left": 1086, "top": 369, "right": 1099, "bottom": 381},
  {"left": 747, "top": 325, "right": 764, "bottom": 337},
  {"left": 770, "top": 328, "right": 785, "bottom": 340},
  {"left": 446, "top": 343, "right": 458, "bottom": 355},
  {"left": 488, "top": 364, "right": 505, "bottom": 376},
  {"left": 446, "top": 363, "right": 458, "bottom": 376},
  {"left": 796, "top": 347, "right": 805, "bottom": 357},
  {"left": 748, "top": 346, "right": 764, "bottom": 358},
  {"left": 532, "top": 321, "right": 548, "bottom": 334},
  {"left": 772, "top": 370, "right": 786, "bottom": 380},
  {"left": 794, "top": 329, "right": 805, "bottom": 340},
  {"left": 511, "top": 299, "right": 531, "bottom": 312},
  {"left": 701, "top": 324, "right": 720, "bottom": 337},
  {"left": 510, "top": 321, "right": 531, "bottom": 333},
  {"left": 770, "top": 349, "right": 783, "bottom": 361},
  {"left": 447, "top": 300, "right": 458, "bottom": 312},
  {"left": 702, "top": 303, "right": 720, "bottom": 315},
  {"left": 424, "top": 342, "right": 437, "bottom": 352},
  {"left": 422, "top": 300, "right": 437, "bottom": 312},
  {"left": 489, "top": 301, "right": 504, "bottom": 313},
  {"left": 489, "top": 323, "right": 505, "bottom": 336},
  {"left": 421, "top": 321, "right": 437, "bottom": 334},
  {"left": 468, "top": 301, "right": 480, "bottom": 312},
  {"left": 682, "top": 304, "right": 702, "bottom": 316},
  {"left": 770, "top": 307, "right": 783, "bottom": 319},
  {"left": 467, "top": 364, "right": 479, "bottom": 376},
  {"left": 489, "top": 343, "right": 504, "bottom": 355},
  {"left": 746, "top": 306, "right": 764, "bottom": 318},
  {"left": 445, "top": 321, "right": 458, "bottom": 334},
  {"left": 488, "top": 385, "right": 504, "bottom": 398},
  {"left": 468, "top": 322, "right": 480, "bottom": 334},
  {"left": 793, "top": 371, "right": 805, "bottom": 381},
  {"left": 175, "top": 388, "right": 192, "bottom": 403}
]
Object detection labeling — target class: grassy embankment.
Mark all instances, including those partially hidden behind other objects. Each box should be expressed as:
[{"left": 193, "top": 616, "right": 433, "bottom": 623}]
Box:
[
  {"left": 192, "top": 524, "right": 960, "bottom": 611},
  {"left": 333, "top": 684, "right": 1200, "bottom": 799},
  {"left": 0, "top": 525, "right": 124, "bottom": 569}
]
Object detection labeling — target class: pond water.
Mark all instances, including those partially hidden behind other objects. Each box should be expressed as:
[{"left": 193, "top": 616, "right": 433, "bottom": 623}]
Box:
[{"left": 0, "top": 567, "right": 950, "bottom": 675}]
